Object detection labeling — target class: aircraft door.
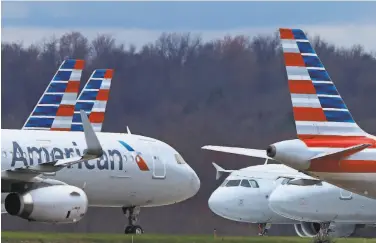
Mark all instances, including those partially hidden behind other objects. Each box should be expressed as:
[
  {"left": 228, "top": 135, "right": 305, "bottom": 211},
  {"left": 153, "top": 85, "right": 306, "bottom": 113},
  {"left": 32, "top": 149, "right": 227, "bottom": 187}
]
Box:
[
  {"left": 339, "top": 189, "right": 352, "bottom": 200},
  {"left": 144, "top": 140, "right": 166, "bottom": 179}
]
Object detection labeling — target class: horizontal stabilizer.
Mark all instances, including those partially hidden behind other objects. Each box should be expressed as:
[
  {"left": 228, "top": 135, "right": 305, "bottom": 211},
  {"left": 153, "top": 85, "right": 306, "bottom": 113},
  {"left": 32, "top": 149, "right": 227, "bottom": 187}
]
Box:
[
  {"left": 212, "top": 162, "right": 234, "bottom": 180},
  {"left": 310, "top": 143, "right": 372, "bottom": 161},
  {"left": 202, "top": 145, "right": 272, "bottom": 160}
]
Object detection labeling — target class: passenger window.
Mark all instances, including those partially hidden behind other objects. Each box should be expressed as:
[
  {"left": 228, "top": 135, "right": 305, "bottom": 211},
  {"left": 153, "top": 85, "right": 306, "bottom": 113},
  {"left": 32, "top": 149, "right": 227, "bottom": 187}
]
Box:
[
  {"left": 129, "top": 155, "right": 134, "bottom": 162},
  {"left": 225, "top": 180, "right": 241, "bottom": 187},
  {"left": 240, "top": 179, "right": 252, "bottom": 188},
  {"left": 249, "top": 180, "right": 259, "bottom": 188},
  {"left": 123, "top": 154, "right": 128, "bottom": 162}
]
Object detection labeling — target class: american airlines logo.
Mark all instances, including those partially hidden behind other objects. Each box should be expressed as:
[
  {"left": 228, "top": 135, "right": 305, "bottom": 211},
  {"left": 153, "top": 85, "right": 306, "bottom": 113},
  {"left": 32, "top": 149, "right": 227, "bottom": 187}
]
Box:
[{"left": 9, "top": 140, "right": 149, "bottom": 171}]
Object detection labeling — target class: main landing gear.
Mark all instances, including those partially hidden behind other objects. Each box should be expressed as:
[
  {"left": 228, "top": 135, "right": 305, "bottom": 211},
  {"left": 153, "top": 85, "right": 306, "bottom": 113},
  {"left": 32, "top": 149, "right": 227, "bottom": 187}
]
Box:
[
  {"left": 122, "top": 206, "right": 144, "bottom": 234},
  {"left": 319, "top": 222, "right": 331, "bottom": 237},
  {"left": 258, "top": 223, "right": 271, "bottom": 236}
]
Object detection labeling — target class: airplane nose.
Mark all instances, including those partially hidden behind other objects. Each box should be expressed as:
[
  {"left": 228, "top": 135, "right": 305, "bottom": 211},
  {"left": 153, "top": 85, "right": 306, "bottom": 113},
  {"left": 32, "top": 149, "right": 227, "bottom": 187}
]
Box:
[
  {"left": 189, "top": 168, "right": 200, "bottom": 196},
  {"left": 268, "top": 186, "right": 298, "bottom": 219},
  {"left": 208, "top": 190, "right": 224, "bottom": 215}
]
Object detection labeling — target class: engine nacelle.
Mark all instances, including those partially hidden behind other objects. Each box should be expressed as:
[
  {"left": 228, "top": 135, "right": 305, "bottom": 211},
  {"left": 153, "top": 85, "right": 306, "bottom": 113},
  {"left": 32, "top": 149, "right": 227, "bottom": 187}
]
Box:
[
  {"left": 266, "top": 139, "right": 316, "bottom": 171},
  {"left": 4, "top": 185, "right": 88, "bottom": 224},
  {"left": 300, "top": 222, "right": 321, "bottom": 237},
  {"left": 294, "top": 222, "right": 358, "bottom": 238}
]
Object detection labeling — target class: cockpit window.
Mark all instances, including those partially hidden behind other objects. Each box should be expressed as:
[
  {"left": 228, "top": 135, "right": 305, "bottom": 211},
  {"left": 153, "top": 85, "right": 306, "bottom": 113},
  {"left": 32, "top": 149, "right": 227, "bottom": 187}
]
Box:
[
  {"left": 240, "top": 179, "right": 252, "bottom": 187},
  {"left": 281, "top": 178, "right": 292, "bottom": 185},
  {"left": 220, "top": 179, "right": 229, "bottom": 187},
  {"left": 286, "top": 179, "right": 323, "bottom": 186},
  {"left": 225, "top": 180, "right": 241, "bottom": 187},
  {"left": 175, "top": 154, "right": 186, "bottom": 164},
  {"left": 249, "top": 180, "right": 259, "bottom": 188}
]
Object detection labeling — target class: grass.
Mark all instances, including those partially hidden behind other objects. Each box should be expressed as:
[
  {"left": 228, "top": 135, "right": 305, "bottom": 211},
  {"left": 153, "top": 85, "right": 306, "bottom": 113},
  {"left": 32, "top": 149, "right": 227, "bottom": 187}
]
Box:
[{"left": 1, "top": 231, "right": 375, "bottom": 243}]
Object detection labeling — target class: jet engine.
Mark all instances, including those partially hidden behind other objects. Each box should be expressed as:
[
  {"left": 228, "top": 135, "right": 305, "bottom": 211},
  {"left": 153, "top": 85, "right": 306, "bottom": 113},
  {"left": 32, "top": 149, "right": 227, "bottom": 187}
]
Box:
[
  {"left": 266, "top": 139, "right": 317, "bottom": 171},
  {"left": 294, "top": 222, "right": 359, "bottom": 238},
  {"left": 4, "top": 185, "right": 88, "bottom": 223}
]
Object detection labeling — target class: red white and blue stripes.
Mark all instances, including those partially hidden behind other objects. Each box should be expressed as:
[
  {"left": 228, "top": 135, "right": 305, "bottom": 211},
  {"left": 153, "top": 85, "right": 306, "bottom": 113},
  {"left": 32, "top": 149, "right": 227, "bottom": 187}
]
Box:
[
  {"left": 279, "top": 28, "right": 367, "bottom": 138},
  {"left": 71, "top": 69, "right": 113, "bottom": 132},
  {"left": 280, "top": 28, "right": 376, "bottom": 173},
  {"left": 22, "top": 59, "right": 84, "bottom": 131}
]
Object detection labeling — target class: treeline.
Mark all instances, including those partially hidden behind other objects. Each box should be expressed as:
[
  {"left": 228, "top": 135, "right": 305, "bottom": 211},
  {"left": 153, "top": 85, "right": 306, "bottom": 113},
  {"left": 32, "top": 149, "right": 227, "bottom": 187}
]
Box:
[{"left": 2, "top": 31, "right": 376, "bottom": 235}]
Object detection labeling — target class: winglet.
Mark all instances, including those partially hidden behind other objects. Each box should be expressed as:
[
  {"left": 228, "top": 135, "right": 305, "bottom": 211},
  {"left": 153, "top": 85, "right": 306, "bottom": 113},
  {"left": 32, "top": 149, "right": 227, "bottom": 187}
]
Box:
[
  {"left": 54, "top": 111, "right": 103, "bottom": 167},
  {"left": 212, "top": 162, "right": 234, "bottom": 180},
  {"left": 80, "top": 110, "right": 103, "bottom": 156}
]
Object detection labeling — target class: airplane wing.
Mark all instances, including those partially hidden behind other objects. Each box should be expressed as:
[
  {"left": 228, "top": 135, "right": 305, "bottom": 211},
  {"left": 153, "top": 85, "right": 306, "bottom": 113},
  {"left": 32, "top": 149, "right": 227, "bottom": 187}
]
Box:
[
  {"left": 310, "top": 143, "right": 372, "bottom": 161},
  {"left": 202, "top": 145, "right": 273, "bottom": 160},
  {"left": 2, "top": 110, "right": 103, "bottom": 179},
  {"left": 212, "top": 162, "right": 235, "bottom": 180}
]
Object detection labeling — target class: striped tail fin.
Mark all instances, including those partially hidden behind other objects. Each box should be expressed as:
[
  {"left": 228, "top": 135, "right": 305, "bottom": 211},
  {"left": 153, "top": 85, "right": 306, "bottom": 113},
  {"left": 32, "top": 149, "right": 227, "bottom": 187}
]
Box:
[
  {"left": 279, "top": 28, "right": 367, "bottom": 139},
  {"left": 22, "top": 59, "right": 85, "bottom": 131},
  {"left": 71, "top": 69, "right": 114, "bottom": 132}
]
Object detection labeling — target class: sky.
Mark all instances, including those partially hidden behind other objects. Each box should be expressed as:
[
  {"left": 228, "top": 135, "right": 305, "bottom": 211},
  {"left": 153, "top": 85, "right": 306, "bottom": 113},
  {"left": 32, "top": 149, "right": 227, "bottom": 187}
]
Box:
[{"left": 2, "top": 1, "right": 376, "bottom": 52}]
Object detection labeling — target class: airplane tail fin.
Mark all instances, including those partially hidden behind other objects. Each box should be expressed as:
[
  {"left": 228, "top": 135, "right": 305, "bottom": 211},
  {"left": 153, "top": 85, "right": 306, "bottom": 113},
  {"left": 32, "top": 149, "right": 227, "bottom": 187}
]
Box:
[
  {"left": 71, "top": 69, "right": 114, "bottom": 132},
  {"left": 22, "top": 59, "right": 84, "bottom": 131},
  {"left": 279, "top": 28, "right": 367, "bottom": 140}
]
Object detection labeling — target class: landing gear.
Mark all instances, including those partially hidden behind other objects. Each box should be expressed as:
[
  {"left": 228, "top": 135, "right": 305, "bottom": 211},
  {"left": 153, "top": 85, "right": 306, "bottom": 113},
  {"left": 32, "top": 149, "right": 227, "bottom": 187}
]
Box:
[
  {"left": 258, "top": 223, "right": 271, "bottom": 236},
  {"left": 319, "top": 222, "right": 330, "bottom": 237},
  {"left": 122, "top": 206, "right": 143, "bottom": 234}
]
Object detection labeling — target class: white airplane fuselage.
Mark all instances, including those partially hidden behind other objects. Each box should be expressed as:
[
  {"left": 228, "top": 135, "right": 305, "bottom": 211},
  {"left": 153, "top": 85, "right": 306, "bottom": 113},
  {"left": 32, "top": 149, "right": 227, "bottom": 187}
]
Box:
[
  {"left": 1, "top": 129, "right": 200, "bottom": 208},
  {"left": 269, "top": 181, "right": 376, "bottom": 224},
  {"left": 267, "top": 138, "right": 376, "bottom": 200},
  {"left": 209, "top": 164, "right": 376, "bottom": 226},
  {"left": 208, "top": 164, "right": 298, "bottom": 224}
]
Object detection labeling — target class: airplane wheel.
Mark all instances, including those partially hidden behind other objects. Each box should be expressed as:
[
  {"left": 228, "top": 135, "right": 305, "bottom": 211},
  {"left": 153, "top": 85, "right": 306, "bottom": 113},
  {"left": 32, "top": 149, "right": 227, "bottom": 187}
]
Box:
[
  {"left": 133, "top": 225, "right": 144, "bottom": 234},
  {"left": 124, "top": 225, "right": 144, "bottom": 234},
  {"left": 124, "top": 226, "right": 132, "bottom": 234}
]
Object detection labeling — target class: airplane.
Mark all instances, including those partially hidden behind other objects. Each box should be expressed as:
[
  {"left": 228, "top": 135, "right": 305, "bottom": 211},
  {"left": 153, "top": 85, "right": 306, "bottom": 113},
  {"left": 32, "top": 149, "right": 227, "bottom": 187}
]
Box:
[
  {"left": 202, "top": 28, "right": 376, "bottom": 200},
  {"left": 268, "top": 179, "right": 376, "bottom": 237},
  {"left": 208, "top": 162, "right": 376, "bottom": 237},
  {"left": 2, "top": 63, "right": 114, "bottom": 210},
  {"left": 2, "top": 59, "right": 200, "bottom": 235}
]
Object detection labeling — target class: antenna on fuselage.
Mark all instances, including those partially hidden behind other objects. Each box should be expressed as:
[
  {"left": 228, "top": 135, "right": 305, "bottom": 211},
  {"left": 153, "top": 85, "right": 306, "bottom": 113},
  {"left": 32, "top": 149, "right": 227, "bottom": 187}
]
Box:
[{"left": 126, "top": 126, "right": 132, "bottom": 134}]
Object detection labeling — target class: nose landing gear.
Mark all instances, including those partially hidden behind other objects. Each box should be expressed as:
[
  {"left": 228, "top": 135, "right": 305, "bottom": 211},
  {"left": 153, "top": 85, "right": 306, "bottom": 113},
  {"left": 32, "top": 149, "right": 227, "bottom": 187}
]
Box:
[{"left": 122, "top": 206, "right": 144, "bottom": 234}]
